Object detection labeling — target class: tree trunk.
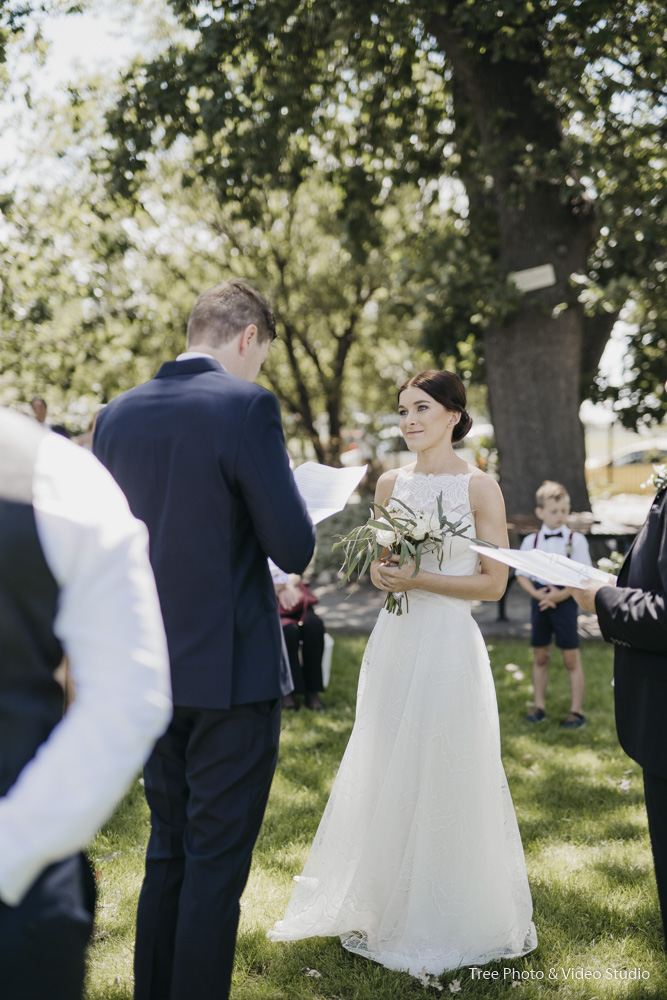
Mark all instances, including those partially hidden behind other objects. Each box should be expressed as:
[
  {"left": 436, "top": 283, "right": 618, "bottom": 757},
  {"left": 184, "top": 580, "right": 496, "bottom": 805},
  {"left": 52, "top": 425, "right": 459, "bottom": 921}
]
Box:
[
  {"left": 430, "top": 9, "right": 601, "bottom": 514},
  {"left": 485, "top": 305, "right": 589, "bottom": 515},
  {"left": 483, "top": 177, "right": 597, "bottom": 515}
]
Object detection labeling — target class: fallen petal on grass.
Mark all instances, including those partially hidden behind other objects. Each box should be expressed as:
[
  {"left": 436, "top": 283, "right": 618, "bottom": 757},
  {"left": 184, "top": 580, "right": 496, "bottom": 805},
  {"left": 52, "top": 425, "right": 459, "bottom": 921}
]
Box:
[{"left": 418, "top": 967, "right": 444, "bottom": 991}]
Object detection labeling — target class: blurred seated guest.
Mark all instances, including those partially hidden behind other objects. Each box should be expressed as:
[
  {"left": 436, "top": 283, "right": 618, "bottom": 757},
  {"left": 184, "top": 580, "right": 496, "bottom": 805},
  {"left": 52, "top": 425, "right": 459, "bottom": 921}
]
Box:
[
  {"left": 30, "top": 396, "right": 48, "bottom": 425},
  {"left": 0, "top": 408, "right": 172, "bottom": 1000},
  {"left": 275, "top": 575, "right": 326, "bottom": 712},
  {"left": 29, "top": 396, "right": 70, "bottom": 437}
]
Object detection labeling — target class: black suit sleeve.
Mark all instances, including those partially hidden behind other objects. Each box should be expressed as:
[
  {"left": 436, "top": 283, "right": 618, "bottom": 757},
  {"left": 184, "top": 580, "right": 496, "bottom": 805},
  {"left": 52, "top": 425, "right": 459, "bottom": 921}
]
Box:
[
  {"left": 595, "top": 502, "right": 667, "bottom": 655},
  {"left": 596, "top": 586, "right": 667, "bottom": 654},
  {"left": 236, "top": 390, "right": 315, "bottom": 574}
]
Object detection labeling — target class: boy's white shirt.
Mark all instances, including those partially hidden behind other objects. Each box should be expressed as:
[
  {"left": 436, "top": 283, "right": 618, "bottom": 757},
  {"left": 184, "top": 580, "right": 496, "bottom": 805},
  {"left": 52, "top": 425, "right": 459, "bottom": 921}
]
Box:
[{"left": 517, "top": 525, "right": 592, "bottom": 585}]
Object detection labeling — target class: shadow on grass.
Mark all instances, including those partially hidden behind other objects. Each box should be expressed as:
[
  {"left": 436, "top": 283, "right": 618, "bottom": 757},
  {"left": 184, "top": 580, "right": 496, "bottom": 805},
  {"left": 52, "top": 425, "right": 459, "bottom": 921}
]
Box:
[
  {"left": 508, "top": 757, "right": 646, "bottom": 845},
  {"left": 86, "top": 636, "right": 667, "bottom": 1000}
]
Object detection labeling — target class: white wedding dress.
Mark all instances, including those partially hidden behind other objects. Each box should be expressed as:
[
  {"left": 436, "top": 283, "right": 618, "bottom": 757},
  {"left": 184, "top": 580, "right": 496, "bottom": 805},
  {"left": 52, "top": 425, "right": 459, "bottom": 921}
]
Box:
[{"left": 269, "top": 469, "right": 537, "bottom": 975}]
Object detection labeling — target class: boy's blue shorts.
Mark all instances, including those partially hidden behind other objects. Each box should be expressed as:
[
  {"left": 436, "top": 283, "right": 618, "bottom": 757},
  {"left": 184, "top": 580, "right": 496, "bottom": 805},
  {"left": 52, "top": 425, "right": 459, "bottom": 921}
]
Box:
[{"left": 530, "top": 592, "right": 579, "bottom": 649}]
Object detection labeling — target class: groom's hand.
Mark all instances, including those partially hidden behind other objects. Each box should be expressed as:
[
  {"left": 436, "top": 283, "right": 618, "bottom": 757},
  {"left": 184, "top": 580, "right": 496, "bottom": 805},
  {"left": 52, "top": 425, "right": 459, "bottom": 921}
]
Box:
[{"left": 571, "top": 580, "right": 606, "bottom": 613}]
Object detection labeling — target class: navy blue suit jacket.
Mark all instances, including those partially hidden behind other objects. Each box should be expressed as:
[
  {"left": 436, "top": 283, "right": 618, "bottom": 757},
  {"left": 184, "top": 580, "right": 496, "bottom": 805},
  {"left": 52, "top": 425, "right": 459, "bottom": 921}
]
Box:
[
  {"left": 595, "top": 489, "right": 667, "bottom": 775},
  {"left": 93, "top": 358, "right": 315, "bottom": 709}
]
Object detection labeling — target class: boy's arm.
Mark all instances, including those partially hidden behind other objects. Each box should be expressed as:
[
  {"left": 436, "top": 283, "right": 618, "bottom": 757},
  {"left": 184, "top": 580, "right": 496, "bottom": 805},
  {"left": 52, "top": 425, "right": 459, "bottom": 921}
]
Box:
[
  {"left": 516, "top": 533, "right": 556, "bottom": 605},
  {"left": 516, "top": 574, "right": 558, "bottom": 609},
  {"left": 572, "top": 531, "right": 593, "bottom": 567},
  {"left": 541, "top": 585, "right": 572, "bottom": 604},
  {"left": 516, "top": 574, "right": 547, "bottom": 599}
]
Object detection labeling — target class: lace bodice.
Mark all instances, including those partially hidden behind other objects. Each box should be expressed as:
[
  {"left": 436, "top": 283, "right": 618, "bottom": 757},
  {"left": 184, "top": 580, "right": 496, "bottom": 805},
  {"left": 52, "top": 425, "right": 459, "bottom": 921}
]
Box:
[{"left": 391, "top": 468, "right": 478, "bottom": 577}]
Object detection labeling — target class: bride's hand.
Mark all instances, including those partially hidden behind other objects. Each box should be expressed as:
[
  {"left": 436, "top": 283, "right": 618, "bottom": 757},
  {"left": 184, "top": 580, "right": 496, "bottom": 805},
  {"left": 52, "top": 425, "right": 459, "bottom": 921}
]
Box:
[
  {"left": 376, "top": 555, "right": 418, "bottom": 593},
  {"left": 370, "top": 558, "right": 394, "bottom": 592}
]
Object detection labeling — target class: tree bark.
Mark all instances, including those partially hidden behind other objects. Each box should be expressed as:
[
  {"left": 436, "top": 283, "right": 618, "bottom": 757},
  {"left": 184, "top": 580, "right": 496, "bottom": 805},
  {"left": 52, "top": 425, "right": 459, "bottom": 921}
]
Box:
[
  {"left": 429, "top": 9, "right": 601, "bottom": 513},
  {"left": 485, "top": 305, "right": 589, "bottom": 515}
]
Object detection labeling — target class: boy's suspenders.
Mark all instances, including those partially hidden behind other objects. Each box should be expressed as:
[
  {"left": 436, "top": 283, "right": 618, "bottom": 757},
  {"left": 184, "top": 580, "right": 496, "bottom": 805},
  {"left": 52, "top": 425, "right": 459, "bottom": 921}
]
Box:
[{"left": 533, "top": 530, "right": 574, "bottom": 549}]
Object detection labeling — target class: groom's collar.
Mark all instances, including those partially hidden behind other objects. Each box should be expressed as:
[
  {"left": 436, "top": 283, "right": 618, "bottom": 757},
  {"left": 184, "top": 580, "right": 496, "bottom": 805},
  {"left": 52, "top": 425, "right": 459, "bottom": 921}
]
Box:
[
  {"left": 154, "top": 356, "right": 226, "bottom": 379},
  {"left": 176, "top": 351, "right": 225, "bottom": 365}
]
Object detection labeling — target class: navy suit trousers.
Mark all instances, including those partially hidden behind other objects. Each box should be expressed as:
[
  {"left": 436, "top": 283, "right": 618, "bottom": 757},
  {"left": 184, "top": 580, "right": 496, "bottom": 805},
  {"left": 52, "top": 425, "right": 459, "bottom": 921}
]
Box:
[{"left": 134, "top": 700, "right": 281, "bottom": 1000}]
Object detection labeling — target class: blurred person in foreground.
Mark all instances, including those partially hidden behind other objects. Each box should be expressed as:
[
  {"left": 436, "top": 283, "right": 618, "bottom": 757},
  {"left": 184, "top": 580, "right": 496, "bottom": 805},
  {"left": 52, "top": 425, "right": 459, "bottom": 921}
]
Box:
[
  {"left": 93, "top": 278, "right": 315, "bottom": 1000},
  {"left": 0, "top": 408, "right": 172, "bottom": 1000},
  {"left": 573, "top": 464, "right": 667, "bottom": 944}
]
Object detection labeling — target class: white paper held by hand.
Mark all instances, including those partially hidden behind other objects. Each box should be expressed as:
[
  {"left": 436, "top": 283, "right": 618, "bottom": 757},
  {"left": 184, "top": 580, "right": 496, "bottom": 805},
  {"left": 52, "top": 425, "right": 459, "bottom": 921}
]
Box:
[
  {"left": 470, "top": 544, "right": 616, "bottom": 589},
  {"left": 293, "top": 462, "right": 368, "bottom": 525}
]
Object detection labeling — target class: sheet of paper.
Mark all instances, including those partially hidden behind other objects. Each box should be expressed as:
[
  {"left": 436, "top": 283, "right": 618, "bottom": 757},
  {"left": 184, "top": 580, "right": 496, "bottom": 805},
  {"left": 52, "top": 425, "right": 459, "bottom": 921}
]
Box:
[
  {"left": 293, "top": 462, "right": 368, "bottom": 525},
  {"left": 470, "top": 545, "right": 616, "bottom": 589}
]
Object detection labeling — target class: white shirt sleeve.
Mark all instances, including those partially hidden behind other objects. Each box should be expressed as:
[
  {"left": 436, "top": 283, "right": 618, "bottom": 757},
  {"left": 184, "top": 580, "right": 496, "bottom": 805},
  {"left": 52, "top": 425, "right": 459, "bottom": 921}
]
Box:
[
  {"left": 268, "top": 558, "right": 289, "bottom": 585},
  {"left": 0, "top": 433, "right": 172, "bottom": 906},
  {"left": 571, "top": 531, "right": 592, "bottom": 566}
]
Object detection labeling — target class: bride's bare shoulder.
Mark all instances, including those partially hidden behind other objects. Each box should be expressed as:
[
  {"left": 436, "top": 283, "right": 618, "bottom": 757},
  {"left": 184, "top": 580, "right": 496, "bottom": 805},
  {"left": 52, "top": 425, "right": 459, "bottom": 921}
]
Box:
[{"left": 468, "top": 468, "right": 505, "bottom": 508}]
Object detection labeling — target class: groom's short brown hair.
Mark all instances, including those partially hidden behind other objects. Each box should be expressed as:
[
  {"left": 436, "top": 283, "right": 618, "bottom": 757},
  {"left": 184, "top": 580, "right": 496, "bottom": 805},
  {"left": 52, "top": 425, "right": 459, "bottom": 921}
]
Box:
[{"left": 186, "top": 279, "right": 277, "bottom": 347}]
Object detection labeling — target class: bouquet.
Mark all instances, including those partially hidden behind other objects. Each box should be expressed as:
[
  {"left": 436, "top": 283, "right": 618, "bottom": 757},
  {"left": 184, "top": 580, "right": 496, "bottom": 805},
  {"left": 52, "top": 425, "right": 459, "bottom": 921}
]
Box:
[{"left": 333, "top": 495, "right": 474, "bottom": 615}]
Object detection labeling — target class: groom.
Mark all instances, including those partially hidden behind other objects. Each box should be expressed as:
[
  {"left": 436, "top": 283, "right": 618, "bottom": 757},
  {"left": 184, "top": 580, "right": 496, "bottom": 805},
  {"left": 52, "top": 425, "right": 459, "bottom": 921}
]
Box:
[
  {"left": 573, "top": 474, "right": 667, "bottom": 945},
  {"left": 93, "top": 279, "right": 315, "bottom": 1000}
]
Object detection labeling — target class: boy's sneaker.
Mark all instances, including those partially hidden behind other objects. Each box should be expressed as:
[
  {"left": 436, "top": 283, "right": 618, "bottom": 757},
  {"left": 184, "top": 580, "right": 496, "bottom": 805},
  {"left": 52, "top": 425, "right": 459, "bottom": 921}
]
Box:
[
  {"left": 525, "top": 707, "right": 546, "bottom": 723},
  {"left": 561, "top": 711, "right": 585, "bottom": 729}
]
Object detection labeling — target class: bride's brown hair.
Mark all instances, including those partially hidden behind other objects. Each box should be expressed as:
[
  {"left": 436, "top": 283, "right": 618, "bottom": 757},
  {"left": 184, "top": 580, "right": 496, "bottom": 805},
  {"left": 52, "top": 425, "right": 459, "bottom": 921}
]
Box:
[{"left": 398, "top": 370, "right": 473, "bottom": 444}]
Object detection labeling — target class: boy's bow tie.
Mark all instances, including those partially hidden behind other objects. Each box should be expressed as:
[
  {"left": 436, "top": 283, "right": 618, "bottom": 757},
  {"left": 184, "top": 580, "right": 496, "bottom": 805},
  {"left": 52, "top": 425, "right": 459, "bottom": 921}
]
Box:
[{"left": 544, "top": 531, "right": 563, "bottom": 539}]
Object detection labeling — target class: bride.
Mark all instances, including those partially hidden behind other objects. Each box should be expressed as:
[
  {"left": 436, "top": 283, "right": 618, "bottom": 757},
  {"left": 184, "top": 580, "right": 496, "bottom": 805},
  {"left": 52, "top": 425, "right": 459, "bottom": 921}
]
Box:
[{"left": 269, "top": 369, "right": 537, "bottom": 976}]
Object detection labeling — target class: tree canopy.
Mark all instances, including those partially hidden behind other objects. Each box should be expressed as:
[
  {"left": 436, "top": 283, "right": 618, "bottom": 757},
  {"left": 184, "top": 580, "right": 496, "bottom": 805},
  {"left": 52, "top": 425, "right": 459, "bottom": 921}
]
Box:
[
  {"left": 105, "top": 0, "right": 666, "bottom": 512},
  {"left": 1, "top": 74, "right": 436, "bottom": 456},
  {"left": 1, "top": 2, "right": 665, "bottom": 509}
]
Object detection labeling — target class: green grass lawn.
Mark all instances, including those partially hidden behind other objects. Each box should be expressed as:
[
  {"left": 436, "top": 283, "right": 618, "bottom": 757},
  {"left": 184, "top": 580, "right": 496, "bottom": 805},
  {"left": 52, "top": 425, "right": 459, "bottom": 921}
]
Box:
[{"left": 84, "top": 636, "right": 666, "bottom": 1000}]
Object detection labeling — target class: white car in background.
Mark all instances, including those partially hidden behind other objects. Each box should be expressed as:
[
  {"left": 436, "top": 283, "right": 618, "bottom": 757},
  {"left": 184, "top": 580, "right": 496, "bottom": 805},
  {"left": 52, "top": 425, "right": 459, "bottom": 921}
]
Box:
[{"left": 586, "top": 439, "right": 667, "bottom": 493}]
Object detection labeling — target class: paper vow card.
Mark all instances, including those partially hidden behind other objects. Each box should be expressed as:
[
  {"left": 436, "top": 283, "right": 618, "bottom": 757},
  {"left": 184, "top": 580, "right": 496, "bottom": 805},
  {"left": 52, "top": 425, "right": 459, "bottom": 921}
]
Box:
[
  {"left": 293, "top": 462, "right": 368, "bottom": 525},
  {"left": 470, "top": 544, "right": 616, "bottom": 589}
]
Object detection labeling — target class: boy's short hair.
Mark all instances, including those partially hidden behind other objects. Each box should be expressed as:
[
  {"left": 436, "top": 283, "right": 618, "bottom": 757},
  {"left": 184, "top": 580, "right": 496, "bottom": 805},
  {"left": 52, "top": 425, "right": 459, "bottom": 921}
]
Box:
[{"left": 535, "top": 480, "right": 570, "bottom": 508}]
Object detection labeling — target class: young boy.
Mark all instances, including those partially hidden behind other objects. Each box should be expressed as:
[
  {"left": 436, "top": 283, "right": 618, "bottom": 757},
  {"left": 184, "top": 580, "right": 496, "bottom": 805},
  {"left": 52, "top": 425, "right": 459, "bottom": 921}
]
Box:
[{"left": 516, "top": 480, "right": 592, "bottom": 729}]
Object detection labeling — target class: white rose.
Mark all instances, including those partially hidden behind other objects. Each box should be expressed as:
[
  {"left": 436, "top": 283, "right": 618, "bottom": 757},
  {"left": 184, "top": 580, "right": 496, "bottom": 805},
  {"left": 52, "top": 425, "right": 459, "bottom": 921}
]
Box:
[
  {"left": 411, "top": 512, "right": 440, "bottom": 540},
  {"left": 410, "top": 516, "right": 430, "bottom": 541},
  {"left": 374, "top": 519, "right": 398, "bottom": 547}
]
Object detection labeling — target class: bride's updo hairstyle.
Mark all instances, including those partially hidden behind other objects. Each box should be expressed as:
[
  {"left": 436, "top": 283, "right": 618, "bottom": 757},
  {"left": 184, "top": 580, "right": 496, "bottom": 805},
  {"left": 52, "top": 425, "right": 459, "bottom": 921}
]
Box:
[{"left": 398, "top": 370, "right": 473, "bottom": 443}]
